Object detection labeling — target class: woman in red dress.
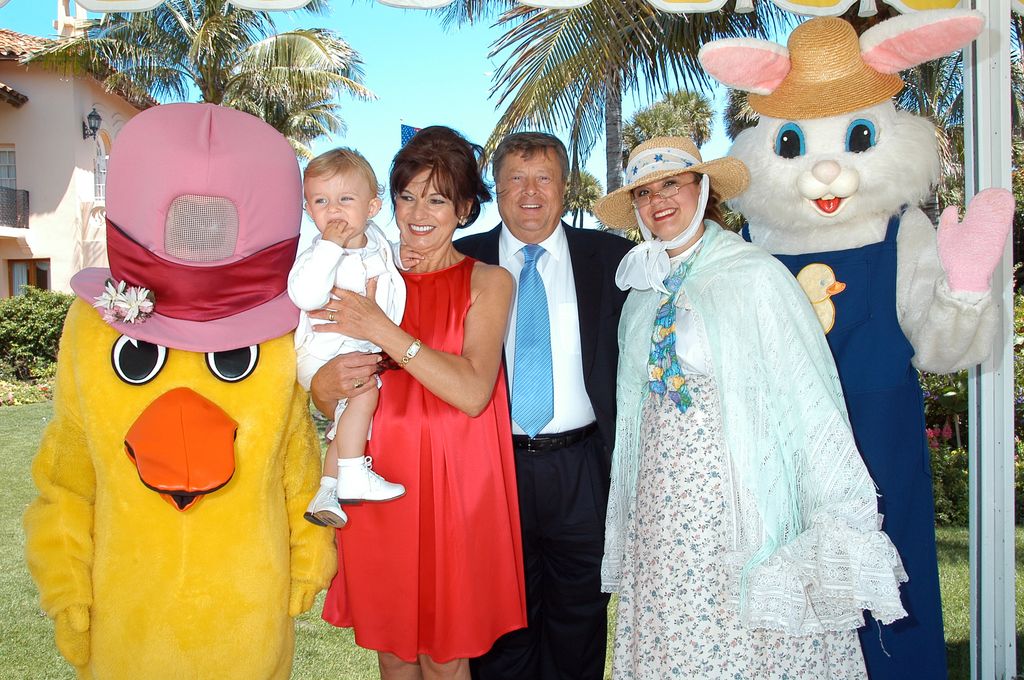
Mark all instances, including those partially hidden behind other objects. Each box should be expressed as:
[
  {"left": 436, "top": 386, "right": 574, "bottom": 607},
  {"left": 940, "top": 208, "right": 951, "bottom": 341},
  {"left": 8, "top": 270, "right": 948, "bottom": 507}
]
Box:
[{"left": 308, "top": 126, "right": 526, "bottom": 680}]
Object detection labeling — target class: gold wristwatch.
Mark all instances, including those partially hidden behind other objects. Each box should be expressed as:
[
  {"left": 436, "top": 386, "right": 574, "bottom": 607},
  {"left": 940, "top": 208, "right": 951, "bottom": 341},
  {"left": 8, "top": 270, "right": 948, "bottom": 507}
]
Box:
[{"left": 399, "top": 339, "right": 422, "bottom": 367}]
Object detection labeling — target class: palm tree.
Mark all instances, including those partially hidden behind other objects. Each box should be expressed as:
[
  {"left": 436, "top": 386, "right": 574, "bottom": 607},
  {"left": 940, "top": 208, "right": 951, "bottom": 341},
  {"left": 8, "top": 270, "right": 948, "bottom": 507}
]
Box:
[
  {"left": 718, "top": 89, "right": 759, "bottom": 231},
  {"left": 563, "top": 169, "right": 602, "bottom": 229},
  {"left": 623, "top": 90, "right": 714, "bottom": 155},
  {"left": 482, "top": 2, "right": 781, "bottom": 194},
  {"left": 723, "top": 88, "right": 758, "bottom": 142},
  {"left": 896, "top": 52, "right": 966, "bottom": 224},
  {"left": 24, "top": 0, "right": 373, "bottom": 158}
]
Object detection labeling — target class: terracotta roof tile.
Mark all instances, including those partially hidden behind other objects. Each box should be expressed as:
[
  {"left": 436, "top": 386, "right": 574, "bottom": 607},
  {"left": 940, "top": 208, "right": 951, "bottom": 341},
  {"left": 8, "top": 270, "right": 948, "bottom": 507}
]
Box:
[
  {"left": 0, "top": 29, "right": 52, "bottom": 59},
  {"left": 0, "top": 80, "right": 29, "bottom": 107},
  {"left": 0, "top": 28, "right": 155, "bottom": 110}
]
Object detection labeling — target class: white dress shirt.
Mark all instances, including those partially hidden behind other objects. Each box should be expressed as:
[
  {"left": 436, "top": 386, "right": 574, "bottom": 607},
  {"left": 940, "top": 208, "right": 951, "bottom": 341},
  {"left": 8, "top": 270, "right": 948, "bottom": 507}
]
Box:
[{"left": 499, "top": 223, "right": 597, "bottom": 436}]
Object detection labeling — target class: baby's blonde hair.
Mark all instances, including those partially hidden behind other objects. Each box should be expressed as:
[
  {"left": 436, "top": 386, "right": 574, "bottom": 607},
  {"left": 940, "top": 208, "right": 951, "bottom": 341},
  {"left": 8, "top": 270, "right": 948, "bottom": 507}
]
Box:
[{"left": 304, "top": 148, "right": 382, "bottom": 196}]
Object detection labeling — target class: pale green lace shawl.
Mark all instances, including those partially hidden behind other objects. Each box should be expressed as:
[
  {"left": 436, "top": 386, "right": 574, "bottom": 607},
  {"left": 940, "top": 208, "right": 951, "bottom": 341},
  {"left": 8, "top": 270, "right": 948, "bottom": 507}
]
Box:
[{"left": 601, "top": 221, "right": 908, "bottom": 634}]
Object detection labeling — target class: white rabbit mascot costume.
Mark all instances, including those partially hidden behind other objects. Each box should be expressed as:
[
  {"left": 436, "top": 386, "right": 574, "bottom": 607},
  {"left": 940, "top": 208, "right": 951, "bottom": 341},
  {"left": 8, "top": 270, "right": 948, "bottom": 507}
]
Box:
[{"left": 699, "top": 11, "right": 1014, "bottom": 680}]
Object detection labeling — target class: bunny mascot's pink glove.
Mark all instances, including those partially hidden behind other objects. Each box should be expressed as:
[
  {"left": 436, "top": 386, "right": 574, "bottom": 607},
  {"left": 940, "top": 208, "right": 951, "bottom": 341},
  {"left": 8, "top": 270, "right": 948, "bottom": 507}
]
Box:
[{"left": 937, "top": 188, "right": 1015, "bottom": 293}]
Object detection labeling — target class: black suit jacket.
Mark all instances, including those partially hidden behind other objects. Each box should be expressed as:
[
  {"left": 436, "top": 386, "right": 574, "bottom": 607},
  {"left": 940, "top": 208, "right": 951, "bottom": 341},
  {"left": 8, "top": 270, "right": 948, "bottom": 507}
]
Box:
[{"left": 455, "top": 222, "right": 633, "bottom": 461}]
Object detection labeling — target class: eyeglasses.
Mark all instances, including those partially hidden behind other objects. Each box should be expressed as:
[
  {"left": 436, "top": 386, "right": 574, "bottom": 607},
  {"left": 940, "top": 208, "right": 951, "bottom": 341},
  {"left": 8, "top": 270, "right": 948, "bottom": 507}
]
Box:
[{"left": 631, "top": 175, "right": 699, "bottom": 208}]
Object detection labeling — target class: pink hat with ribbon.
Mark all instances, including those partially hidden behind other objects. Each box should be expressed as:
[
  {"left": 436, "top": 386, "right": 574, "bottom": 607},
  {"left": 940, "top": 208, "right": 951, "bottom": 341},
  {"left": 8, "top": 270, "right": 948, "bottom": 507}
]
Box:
[{"left": 71, "top": 103, "right": 302, "bottom": 353}]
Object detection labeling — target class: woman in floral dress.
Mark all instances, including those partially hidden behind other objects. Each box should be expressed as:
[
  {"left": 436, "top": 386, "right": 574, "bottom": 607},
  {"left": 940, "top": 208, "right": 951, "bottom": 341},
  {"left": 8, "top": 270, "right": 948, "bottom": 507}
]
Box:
[{"left": 594, "top": 137, "right": 909, "bottom": 679}]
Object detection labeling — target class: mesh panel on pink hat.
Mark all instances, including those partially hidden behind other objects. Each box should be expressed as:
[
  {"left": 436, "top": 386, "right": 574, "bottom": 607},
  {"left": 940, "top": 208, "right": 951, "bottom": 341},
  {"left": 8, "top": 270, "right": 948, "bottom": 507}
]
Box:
[{"left": 165, "top": 194, "right": 239, "bottom": 262}]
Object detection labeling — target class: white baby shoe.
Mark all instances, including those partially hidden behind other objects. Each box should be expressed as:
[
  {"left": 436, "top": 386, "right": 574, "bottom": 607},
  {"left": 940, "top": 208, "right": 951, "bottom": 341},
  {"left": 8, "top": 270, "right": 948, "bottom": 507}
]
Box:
[
  {"left": 337, "top": 456, "right": 405, "bottom": 503},
  {"left": 304, "top": 477, "right": 348, "bottom": 528}
]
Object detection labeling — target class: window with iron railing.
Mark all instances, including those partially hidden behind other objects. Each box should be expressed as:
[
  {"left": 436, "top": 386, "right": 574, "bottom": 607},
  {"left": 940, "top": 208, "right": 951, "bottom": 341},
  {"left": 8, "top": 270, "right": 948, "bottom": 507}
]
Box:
[{"left": 0, "top": 187, "right": 29, "bottom": 229}]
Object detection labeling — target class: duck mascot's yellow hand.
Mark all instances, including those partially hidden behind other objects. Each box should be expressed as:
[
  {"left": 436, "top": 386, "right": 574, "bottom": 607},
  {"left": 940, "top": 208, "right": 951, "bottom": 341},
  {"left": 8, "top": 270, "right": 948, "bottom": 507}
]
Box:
[
  {"left": 281, "top": 385, "right": 337, "bottom": 618},
  {"left": 23, "top": 103, "right": 336, "bottom": 680},
  {"left": 290, "top": 581, "right": 320, "bottom": 617},
  {"left": 54, "top": 605, "right": 90, "bottom": 668}
]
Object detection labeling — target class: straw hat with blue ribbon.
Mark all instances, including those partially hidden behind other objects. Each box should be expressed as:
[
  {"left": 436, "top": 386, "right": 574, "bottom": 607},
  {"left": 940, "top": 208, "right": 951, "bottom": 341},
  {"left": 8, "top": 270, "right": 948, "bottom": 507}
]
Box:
[{"left": 594, "top": 136, "right": 749, "bottom": 230}]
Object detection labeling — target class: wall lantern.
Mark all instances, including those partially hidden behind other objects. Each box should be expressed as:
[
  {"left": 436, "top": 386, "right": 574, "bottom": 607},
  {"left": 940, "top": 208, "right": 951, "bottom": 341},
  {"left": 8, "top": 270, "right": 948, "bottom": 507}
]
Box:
[{"left": 82, "top": 108, "right": 102, "bottom": 140}]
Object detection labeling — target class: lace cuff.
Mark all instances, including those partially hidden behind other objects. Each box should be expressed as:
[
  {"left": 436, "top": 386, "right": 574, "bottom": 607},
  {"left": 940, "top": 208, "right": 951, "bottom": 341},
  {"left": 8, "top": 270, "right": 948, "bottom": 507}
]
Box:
[
  {"left": 601, "top": 450, "right": 631, "bottom": 594},
  {"left": 601, "top": 562, "right": 622, "bottom": 594},
  {"left": 725, "top": 514, "right": 909, "bottom": 635}
]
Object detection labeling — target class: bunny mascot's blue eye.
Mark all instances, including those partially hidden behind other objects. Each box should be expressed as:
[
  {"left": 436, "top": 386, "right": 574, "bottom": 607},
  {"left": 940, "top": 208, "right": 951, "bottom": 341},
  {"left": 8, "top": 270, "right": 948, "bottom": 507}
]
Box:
[
  {"left": 774, "top": 123, "right": 805, "bottom": 159},
  {"left": 846, "top": 119, "right": 877, "bottom": 153}
]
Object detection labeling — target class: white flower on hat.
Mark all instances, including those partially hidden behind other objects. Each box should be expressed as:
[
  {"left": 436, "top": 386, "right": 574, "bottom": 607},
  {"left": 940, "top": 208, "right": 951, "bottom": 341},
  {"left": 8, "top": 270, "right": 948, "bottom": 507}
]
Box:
[
  {"left": 94, "top": 278, "right": 156, "bottom": 325},
  {"left": 95, "top": 279, "right": 125, "bottom": 308},
  {"left": 118, "top": 285, "right": 155, "bottom": 324}
]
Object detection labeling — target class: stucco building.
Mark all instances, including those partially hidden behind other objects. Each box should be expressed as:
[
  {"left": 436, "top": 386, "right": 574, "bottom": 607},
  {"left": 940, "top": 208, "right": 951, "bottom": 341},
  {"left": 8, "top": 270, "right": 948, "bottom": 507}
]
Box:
[{"left": 0, "top": 1, "right": 151, "bottom": 297}]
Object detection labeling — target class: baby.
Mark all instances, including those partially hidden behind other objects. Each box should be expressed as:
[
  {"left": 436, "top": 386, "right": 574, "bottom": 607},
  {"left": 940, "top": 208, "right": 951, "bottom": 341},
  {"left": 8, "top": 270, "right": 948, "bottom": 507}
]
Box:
[{"left": 289, "top": 148, "right": 406, "bottom": 528}]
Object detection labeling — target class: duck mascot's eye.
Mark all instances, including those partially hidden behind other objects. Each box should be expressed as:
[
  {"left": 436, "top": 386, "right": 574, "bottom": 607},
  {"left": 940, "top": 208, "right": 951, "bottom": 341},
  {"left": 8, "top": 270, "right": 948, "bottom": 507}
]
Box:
[
  {"left": 846, "top": 119, "right": 877, "bottom": 153},
  {"left": 775, "top": 123, "right": 805, "bottom": 159},
  {"left": 112, "top": 336, "right": 168, "bottom": 385},
  {"left": 206, "top": 346, "right": 260, "bottom": 383}
]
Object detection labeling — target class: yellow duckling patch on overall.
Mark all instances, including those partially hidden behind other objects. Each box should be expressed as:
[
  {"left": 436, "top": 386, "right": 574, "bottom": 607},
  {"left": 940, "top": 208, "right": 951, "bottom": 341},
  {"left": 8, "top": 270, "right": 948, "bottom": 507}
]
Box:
[{"left": 796, "top": 263, "right": 846, "bottom": 333}]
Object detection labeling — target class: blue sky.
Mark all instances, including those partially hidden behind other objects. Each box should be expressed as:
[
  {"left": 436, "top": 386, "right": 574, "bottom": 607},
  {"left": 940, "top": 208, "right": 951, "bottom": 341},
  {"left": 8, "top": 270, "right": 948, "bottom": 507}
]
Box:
[{"left": 1, "top": 0, "right": 736, "bottom": 243}]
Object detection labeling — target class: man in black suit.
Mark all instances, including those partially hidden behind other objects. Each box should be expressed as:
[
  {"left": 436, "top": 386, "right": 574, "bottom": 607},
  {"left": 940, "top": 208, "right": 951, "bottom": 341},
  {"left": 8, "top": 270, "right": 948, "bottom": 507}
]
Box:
[{"left": 457, "top": 133, "right": 632, "bottom": 680}]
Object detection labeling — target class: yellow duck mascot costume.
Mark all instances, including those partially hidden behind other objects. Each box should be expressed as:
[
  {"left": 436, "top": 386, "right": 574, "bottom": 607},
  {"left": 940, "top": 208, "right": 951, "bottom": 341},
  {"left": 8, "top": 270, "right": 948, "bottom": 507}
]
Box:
[{"left": 23, "top": 103, "right": 336, "bottom": 679}]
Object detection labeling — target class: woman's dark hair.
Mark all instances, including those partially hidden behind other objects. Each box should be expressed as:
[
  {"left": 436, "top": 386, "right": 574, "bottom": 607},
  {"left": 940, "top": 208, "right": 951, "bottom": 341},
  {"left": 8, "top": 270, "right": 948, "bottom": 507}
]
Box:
[
  {"left": 704, "top": 186, "right": 725, "bottom": 226},
  {"left": 389, "top": 126, "right": 492, "bottom": 229}
]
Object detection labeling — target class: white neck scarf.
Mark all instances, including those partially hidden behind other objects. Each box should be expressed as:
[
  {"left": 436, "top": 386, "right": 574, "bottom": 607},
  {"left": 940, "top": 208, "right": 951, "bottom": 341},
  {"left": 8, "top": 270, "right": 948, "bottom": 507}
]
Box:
[{"left": 614, "top": 171, "right": 710, "bottom": 293}]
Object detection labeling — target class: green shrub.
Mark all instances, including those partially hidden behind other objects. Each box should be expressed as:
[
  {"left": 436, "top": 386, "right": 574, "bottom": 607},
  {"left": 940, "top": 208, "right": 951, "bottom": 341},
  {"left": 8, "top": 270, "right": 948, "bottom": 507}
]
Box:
[
  {"left": 1014, "top": 288, "right": 1024, "bottom": 427},
  {"left": 920, "top": 371, "right": 967, "bottom": 445},
  {"left": 929, "top": 437, "right": 969, "bottom": 526},
  {"left": 1013, "top": 288, "right": 1023, "bottom": 524},
  {"left": 0, "top": 287, "right": 74, "bottom": 381},
  {"left": 1017, "top": 437, "right": 1024, "bottom": 524}
]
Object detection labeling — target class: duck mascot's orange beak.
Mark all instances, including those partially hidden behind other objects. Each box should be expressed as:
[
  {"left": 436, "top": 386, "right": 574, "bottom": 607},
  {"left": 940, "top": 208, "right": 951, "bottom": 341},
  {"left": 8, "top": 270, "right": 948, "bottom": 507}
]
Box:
[{"left": 124, "top": 387, "right": 238, "bottom": 511}]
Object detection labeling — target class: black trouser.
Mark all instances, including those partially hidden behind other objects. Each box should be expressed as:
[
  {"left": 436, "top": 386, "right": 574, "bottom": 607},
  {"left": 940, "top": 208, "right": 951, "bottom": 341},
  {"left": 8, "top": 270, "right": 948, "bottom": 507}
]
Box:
[{"left": 472, "top": 429, "right": 611, "bottom": 680}]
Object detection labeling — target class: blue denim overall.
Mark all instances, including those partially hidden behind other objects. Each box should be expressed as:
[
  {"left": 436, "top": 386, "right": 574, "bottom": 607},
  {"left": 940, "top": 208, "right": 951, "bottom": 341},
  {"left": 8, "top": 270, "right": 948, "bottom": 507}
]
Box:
[{"left": 743, "top": 215, "right": 947, "bottom": 680}]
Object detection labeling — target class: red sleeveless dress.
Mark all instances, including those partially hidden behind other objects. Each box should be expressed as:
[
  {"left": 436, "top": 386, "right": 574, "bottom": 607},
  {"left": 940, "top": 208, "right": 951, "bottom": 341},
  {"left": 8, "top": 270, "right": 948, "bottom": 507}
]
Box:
[{"left": 322, "top": 256, "right": 526, "bottom": 662}]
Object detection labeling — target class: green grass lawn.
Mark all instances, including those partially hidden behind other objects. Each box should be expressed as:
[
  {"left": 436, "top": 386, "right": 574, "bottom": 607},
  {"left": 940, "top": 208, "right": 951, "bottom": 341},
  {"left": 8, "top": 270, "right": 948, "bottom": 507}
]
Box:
[{"left": 1, "top": 402, "right": 1020, "bottom": 679}]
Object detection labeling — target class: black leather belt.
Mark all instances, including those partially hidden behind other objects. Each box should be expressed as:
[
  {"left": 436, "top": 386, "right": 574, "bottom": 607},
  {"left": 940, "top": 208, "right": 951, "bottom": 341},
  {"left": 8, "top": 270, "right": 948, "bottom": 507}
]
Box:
[{"left": 512, "top": 423, "right": 597, "bottom": 453}]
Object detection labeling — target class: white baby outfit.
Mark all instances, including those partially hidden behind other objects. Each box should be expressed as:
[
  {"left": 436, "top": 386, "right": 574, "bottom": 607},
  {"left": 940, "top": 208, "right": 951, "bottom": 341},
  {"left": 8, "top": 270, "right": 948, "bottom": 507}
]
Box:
[{"left": 289, "top": 221, "right": 405, "bottom": 437}]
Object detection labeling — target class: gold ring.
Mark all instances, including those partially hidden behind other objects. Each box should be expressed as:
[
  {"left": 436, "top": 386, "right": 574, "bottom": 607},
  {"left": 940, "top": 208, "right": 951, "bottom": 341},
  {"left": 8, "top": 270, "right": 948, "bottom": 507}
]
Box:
[
  {"left": 328, "top": 310, "right": 335, "bottom": 322},
  {"left": 353, "top": 378, "right": 365, "bottom": 389}
]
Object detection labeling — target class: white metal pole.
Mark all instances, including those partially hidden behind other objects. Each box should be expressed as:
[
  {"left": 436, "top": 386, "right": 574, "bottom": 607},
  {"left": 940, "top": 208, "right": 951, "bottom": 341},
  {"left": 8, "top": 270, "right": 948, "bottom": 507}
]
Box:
[{"left": 963, "top": 0, "right": 1016, "bottom": 676}]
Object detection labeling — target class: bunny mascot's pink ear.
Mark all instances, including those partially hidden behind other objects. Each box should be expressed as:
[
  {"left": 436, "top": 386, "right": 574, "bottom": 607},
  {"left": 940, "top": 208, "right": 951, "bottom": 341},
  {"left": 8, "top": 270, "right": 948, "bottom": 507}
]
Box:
[
  {"left": 698, "top": 39, "right": 790, "bottom": 96},
  {"left": 860, "top": 9, "right": 985, "bottom": 74}
]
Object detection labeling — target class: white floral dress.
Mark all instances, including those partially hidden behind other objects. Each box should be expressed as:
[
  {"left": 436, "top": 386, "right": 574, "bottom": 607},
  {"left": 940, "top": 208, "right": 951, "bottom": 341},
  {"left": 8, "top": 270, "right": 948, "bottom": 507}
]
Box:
[{"left": 612, "top": 375, "right": 867, "bottom": 679}]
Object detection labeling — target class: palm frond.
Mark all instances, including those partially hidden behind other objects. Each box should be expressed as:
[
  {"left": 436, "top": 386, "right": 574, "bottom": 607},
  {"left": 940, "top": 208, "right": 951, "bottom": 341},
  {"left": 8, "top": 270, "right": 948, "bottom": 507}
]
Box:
[
  {"left": 432, "top": 0, "right": 517, "bottom": 30},
  {"left": 22, "top": 0, "right": 372, "bottom": 157},
  {"left": 623, "top": 89, "right": 714, "bottom": 152},
  {"left": 723, "top": 88, "right": 757, "bottom": 141},
  {"left": 233, "top": 29, "right": 374, "bottom": 102},
  {"left": 487, "top": 0, "right": 784, "bottom": 182}
]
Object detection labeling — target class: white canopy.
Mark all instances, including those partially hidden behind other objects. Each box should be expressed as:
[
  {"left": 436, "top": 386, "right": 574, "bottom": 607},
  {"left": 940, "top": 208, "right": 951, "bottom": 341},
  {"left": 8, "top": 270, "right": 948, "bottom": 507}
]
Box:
[{"left": 25, "top": 0, "right": 1024, "bottom": 15}]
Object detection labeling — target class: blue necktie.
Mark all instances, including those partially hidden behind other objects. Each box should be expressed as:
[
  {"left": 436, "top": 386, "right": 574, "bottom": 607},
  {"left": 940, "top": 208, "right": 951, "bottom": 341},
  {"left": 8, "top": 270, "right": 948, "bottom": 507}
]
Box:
[{"left": 511, "top": 244, "right": 554, "bottom": 438}]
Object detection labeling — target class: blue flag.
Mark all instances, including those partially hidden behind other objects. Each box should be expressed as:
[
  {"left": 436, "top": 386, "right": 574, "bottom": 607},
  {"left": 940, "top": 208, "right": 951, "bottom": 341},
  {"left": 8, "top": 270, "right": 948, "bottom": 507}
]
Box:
[{"left": 400, "top": 124, "right": 421, "bottom": 147}]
